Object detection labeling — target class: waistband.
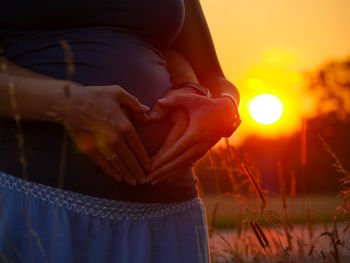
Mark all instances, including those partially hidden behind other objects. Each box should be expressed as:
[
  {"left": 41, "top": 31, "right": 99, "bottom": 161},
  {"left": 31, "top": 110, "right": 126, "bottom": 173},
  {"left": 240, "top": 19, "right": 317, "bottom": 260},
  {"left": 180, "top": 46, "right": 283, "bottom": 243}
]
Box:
[{"left": 0, "top": 171, "right": 202, "bottom": 220}]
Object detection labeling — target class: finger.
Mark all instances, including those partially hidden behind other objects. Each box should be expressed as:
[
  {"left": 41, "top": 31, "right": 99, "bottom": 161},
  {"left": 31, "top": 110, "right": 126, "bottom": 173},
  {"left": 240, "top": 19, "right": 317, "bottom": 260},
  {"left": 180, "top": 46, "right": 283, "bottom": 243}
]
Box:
[
  {"left": 150, "top": 113, "right": 188, "bottom": 162},
  {"left": 123, "top": 123, "right": 151, "bottom": 172},
  {"left": 153, "top": 163, "right": 194, "bottom": 185},
  {"left": 150, "top": 166, "right": 188, "bottom": 185},
  {"left": 108, "top": 152, "right": 138, "bottom": 185},
  {"left": 117, "top": 88, "right": 150, "bottom": 113},
  {"left": 150, "top": 129, "right": 196, "bottom": 171},
  {"left": 157, "top": 94, "right": 199, "bottom": 109},
  {"left": 166, "top": 161, "right": 197, "bottom": 184},
  {"left": 114, "top": 138, "right": 147, "bottom": 184},
  {"left": 148, "top": 144, "right": 206, "bottom": 184},
  {"left": 120, "top": 108, "right": 151, "bottom": 171},
  {"left": 122, "top": 105, "right": 150, "bottom": 123},
  {"left": 129, "top": 112, "right": 151, "bottom": 122},
  {"left": 148, "top": 103, "right": 168, "bottom": 120},
  {"left": 86, "top": 150, "right": 122, "bottom": 182}
]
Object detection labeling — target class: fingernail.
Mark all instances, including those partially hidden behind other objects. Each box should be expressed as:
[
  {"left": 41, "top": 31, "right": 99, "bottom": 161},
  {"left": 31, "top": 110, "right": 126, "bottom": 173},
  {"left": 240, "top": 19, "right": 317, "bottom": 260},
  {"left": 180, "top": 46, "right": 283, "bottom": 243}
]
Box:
[
  {"left": 129, "top": 180, "right": 137, "bottom": 186},
  {"left": 139, "top": 177, "right": 146, "bottom": 184},
  {"left": 147, "top": 174, "right": 154, "bottom": 182},
  {"left": 141, "top": 105, "right": 150, "bottom": 111},
  {"left": 150, "top": 111, "right": 161, "bottom": 119},
  {"left": 157, "top": 98, "right": 167, "bottom": 103},
  {"left": 143, "top": 113, "right": 151, "bottom": 120},
  {"left": 114, "top": 173, "right": 121, "bottom": 181}
]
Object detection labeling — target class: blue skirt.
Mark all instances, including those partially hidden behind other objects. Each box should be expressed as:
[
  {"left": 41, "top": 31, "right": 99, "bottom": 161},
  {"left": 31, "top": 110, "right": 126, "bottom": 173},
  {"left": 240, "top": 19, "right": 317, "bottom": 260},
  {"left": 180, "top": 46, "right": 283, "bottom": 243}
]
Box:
[{"left": 0, "top": 171, "right": 209, "bottom": 263}]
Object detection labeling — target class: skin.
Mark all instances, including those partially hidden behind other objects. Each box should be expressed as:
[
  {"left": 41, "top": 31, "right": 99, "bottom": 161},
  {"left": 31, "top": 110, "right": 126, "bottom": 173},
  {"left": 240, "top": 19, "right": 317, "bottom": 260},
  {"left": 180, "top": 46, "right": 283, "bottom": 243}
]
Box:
[{"left": 146, "top": 0, "right": 241, "bottom": 184}]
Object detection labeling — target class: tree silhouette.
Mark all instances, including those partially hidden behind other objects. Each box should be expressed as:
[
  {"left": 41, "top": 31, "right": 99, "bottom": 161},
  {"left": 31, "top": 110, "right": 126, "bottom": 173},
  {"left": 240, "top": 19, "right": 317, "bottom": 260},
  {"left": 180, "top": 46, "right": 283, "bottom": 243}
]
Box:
[{"left": 305, "top": 57, "right": 350, "bottom": 121}]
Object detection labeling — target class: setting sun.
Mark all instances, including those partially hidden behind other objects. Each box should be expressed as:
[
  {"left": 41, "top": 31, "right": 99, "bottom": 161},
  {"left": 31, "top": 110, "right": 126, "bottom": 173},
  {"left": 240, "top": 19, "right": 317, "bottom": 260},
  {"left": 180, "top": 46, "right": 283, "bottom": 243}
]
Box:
[{"left": 248, "top": 94, "right": 283, "bottom": 125}]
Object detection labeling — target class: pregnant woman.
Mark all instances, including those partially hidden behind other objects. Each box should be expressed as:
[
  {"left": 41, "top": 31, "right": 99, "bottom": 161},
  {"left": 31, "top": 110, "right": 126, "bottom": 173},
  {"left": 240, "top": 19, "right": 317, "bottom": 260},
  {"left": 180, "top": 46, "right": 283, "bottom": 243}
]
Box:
[{"left": 0, "top": 0, "right": 240, "bottom": 262}]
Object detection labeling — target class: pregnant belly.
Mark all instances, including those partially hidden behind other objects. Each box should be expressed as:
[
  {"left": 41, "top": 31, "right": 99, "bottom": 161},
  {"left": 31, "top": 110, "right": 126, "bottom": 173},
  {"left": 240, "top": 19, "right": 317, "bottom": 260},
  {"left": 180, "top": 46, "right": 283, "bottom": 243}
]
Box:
[
  {"left": 0, "top": 27, "right": 197, "bottom": 202},
  {"left": 3, "top": 27, "right": 173, "bottom": 156}
]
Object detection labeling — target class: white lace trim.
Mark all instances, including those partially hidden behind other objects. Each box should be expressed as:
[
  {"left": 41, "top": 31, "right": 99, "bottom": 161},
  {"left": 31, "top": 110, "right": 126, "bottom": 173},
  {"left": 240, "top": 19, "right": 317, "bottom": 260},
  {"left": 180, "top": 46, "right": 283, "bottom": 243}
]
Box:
[{"left": 0, "top": 171, "right": 200, "bottom": 220}]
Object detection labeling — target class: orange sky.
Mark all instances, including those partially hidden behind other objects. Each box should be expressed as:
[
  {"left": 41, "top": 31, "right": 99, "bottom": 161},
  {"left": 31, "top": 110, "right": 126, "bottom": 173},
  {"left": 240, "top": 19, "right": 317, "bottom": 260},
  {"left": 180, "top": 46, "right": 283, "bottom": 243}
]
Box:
[{"left": 200, "top": 0, "right": 350, "bottom": 145}]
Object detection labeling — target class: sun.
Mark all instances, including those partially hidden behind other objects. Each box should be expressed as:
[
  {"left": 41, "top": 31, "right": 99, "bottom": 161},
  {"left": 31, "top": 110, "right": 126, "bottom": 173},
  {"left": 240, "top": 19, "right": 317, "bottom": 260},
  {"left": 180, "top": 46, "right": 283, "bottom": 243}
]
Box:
[{"left": 248, "top": 94, "right": 283, "bottom": 125}]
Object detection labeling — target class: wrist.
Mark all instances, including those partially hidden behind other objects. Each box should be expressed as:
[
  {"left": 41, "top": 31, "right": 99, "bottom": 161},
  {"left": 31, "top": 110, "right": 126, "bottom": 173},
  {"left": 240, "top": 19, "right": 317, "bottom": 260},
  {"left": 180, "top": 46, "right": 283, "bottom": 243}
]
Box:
[
  {"left": 201, "top": 76, "right": 240, "bottom": 106},
  {"left": 178, "top": 86, "right": 202, "bottom": 95},
  {"left": 219, "top": 96, "right": 241, "bottom": 134},
  {"left": 46, "top": 81, "right": 83, "bottom": 125},
  {"left": 220, "top": 91, "right": 240, "bottom": 112},
  {"left": 211, "top": 78, "right": 241, "bottom": 132},
  {"left": 174, "top": 82, "right": 212, "bottom": 98}
]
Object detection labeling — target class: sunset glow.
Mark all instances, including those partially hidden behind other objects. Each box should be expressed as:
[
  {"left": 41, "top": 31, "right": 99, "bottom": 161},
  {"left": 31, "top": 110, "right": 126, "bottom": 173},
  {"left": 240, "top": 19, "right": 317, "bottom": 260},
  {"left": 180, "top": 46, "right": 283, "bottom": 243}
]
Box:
[
  {"left": 248, "top": 94, "right": 283, "bottom": 125},
  {"left": 201, "top": 0, "right": 350, "bottom": 144}
]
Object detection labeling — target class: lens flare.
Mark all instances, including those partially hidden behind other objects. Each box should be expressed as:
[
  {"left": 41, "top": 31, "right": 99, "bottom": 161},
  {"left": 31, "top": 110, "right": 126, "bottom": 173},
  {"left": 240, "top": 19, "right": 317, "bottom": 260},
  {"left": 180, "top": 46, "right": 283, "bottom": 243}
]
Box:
[{"left": 248, "top": 94, "right": 283, "bottom": 125}]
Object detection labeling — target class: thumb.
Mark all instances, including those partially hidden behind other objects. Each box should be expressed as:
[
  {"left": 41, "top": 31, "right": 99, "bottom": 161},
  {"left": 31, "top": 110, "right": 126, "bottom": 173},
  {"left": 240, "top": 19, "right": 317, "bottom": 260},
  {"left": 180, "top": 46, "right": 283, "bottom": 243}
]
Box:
[
  {"left": 157, "top": 94, "right": 189, "bottom": 108},
  {"left": 149, "top": 103, "right": 168, "bottom": 120}
]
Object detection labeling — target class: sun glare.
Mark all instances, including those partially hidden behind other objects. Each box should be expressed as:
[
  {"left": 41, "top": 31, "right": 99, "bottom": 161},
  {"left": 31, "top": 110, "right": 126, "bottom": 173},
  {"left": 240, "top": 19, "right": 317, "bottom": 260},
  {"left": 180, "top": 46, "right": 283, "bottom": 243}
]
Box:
[{"left": 248, "top": 94, "right": 283, "bottom": 125}]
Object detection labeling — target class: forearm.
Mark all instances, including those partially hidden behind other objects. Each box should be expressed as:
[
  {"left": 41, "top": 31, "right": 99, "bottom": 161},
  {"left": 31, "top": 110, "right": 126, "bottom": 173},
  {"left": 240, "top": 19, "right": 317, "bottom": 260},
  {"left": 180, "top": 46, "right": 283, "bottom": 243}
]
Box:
[
  {"left": 200, "top": 75, "right": 240, "bottom": 107},
  {"left": 1, "top": 57, "right": 53, "bottom": 80},
  {"left": 0, "top": 57, "right": 82, "bottom": 123},
  {"left": 171, "top": 0, "right": 240, "bottom": 105},
  {"left": 166, "top": 48, "right": 198, "bottom": 87},
  {"left": 0, "top": 71, "right": 76, "bottom": 124},
  {"left": 167, "top": 48, "right": 240, "bottom": 107},
  {"left": 172, "top": 1, "right": 222, "bottom": 80}
]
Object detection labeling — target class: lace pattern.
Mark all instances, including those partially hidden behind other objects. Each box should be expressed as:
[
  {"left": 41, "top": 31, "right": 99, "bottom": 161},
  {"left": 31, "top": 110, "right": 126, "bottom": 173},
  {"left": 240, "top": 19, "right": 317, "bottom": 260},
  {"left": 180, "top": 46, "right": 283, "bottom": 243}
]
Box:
[{"left": 0, "top": 171, "right": 201, "bottom": 220}]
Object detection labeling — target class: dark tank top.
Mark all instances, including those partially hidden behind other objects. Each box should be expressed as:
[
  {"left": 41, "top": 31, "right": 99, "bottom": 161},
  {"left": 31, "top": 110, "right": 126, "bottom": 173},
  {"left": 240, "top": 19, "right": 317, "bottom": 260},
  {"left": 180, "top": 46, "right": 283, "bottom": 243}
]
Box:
[{"left": 0, "top": 0, "right": 198, "bottom": 203}]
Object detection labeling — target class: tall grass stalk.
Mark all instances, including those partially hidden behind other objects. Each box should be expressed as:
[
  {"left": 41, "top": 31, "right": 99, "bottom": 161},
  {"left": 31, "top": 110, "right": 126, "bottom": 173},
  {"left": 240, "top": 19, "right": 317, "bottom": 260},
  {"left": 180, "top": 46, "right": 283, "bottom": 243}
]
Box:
[{"left": 0, "top": 54, "right": 48, "bottom": 263}]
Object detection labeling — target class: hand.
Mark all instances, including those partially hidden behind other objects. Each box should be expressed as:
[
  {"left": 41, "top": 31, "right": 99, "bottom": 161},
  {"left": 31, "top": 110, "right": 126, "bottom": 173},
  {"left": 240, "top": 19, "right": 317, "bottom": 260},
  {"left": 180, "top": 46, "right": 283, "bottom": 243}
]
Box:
[
  {"left": 151, "top": 109, "right": 189, "bottom": 163},
  {"left": 62, "top": 85, "right": 151, "bottom": 185},
  {"left": 147, "top": 93, "right": 240, "bottom": 184},
  {"left": 148, "top": 87, "right": 201, "bottom": 159}
]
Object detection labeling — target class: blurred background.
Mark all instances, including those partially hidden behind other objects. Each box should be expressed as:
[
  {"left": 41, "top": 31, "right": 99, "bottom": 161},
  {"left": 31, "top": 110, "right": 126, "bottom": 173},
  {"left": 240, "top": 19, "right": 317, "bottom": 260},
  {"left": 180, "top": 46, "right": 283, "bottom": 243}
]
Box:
[{"left": 196, "top": 0, "right": 350, "bottom": 195}]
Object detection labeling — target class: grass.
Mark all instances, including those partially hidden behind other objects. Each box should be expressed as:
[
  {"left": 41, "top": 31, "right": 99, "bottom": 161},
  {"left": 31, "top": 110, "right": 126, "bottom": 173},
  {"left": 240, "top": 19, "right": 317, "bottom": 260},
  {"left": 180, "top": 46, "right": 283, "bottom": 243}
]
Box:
[
  {"left": 202, "top": 194, "right": 346, "bottom": 229},
  {"left": 198, "top": 138, "right": 350, "bottom": 262}
]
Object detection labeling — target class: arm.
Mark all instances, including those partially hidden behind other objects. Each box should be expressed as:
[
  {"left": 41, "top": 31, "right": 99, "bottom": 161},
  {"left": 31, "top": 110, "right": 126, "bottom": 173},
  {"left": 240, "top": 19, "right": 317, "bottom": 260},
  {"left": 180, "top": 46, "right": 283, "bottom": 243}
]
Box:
[
  {"left": 0, "top": 57, "right": 74, "bottom": 122},
  {"left": 171, "top": 0, "right": 240, "bottom": 106},
  {"left": 166, "top": 48, "right": 198, "bottom": 87},
  {"left": 146, "top": 4, "right": 241, "bottom": 183},
  {"left": 0, "top": 57, "right": 151, "bottom": 185},
  {"left": 1, "top": 58, "right": 53, "bottom": 79}
]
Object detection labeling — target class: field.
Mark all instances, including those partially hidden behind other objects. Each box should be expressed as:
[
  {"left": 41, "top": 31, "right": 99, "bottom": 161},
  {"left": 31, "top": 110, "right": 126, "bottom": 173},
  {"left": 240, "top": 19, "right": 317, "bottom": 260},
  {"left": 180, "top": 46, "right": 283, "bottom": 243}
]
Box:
[
  {"left": 196, "top": 57, "right": 350, "bottom": 261},
  {"left": 196, "top": 139, "right": 350, "bottom": 262},
  {"left": 202, "top": 194, "right": 344, "bottom": 229},
  {"left": 201, "top": 193, "right": 350, "bottom": 262}
]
